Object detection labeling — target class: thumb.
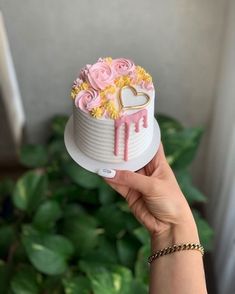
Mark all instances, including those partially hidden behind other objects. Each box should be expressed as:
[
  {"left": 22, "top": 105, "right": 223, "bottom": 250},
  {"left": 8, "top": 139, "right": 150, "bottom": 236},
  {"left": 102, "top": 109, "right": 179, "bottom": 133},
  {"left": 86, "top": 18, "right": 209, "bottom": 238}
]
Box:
[{"left": 106, "top": 170, "right": 154, "bottom": 195}]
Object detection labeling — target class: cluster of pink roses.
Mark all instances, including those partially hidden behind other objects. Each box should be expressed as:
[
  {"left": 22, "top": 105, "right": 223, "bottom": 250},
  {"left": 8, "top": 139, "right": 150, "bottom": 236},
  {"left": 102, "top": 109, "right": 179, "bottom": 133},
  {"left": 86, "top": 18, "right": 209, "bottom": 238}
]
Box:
[
  {"left": 78, "top": 57, "right": 136, "bottom": 90},
  {"left": 74, "top": 57, "right": 153, "bottom": 116},
  {"left": 74, "top": 58, "right": 136, "bottom": 114}
]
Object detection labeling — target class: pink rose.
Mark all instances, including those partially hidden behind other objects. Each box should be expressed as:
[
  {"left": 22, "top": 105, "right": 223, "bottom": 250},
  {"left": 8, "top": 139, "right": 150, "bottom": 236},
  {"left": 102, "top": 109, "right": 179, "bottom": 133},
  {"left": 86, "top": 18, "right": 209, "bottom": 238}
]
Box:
[
  {"left": 86, "top": 61, "right": 114, "bottom": 90},
  {"left": 140, "top": 80, "right": 154, "bottom": 90},
  {"left": 73, "top": 78, "right": 83, "bottom": 87},
  {"left": 75, "top": 89, "right": 101, "bottom": 113},
  {"left": 112, "top": 58, "right": 135, "bottom": 76},
  {"left": 129, "top": 71, "right": 138, "bottom": 84},
  {"left": 79, "top": 64, "right": 91, "bottom": 81}
]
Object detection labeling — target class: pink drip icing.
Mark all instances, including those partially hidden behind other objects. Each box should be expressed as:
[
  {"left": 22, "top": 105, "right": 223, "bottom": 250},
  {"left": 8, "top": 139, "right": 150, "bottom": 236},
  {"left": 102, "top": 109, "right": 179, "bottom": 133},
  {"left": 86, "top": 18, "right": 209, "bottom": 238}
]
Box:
[{"left": 114, "top": 109, "right": 148, "bottom": 161}]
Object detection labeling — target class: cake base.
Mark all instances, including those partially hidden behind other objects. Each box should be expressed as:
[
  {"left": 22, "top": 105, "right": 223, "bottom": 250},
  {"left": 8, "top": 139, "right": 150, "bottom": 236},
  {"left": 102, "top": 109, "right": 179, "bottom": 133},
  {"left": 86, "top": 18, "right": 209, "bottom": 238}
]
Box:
[{"left": 64, "top": 115, "right": 161, "bottom": 173}]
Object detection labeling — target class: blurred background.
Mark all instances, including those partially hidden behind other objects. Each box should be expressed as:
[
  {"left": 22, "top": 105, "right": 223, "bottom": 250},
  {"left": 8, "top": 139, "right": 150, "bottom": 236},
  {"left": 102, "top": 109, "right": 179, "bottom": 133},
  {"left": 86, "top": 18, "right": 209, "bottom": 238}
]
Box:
[{"left": 0, "top": 0, "right": 235, "bottom": 293}]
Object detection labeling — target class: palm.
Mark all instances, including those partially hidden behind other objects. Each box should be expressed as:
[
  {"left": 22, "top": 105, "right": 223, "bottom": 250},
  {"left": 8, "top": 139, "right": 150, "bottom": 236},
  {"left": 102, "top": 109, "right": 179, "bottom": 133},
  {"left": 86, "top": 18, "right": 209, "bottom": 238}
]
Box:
[{"left": 107, "top": 145, "right": 176, "bottom": 235}]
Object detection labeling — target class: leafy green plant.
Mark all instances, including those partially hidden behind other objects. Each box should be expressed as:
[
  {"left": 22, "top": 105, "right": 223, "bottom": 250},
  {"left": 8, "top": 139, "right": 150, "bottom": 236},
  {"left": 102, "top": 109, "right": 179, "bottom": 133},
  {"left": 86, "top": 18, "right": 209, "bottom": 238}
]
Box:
[{"left": 0, "top": 114, "right": 213, "bottom": 293}]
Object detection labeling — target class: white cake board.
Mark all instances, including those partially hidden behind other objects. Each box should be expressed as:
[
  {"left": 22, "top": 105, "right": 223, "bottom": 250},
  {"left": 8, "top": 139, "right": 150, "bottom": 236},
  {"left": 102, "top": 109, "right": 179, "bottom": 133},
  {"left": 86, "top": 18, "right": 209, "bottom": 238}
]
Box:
[{"left": 64, "top": 115, "right": 161, "bottom": 173}]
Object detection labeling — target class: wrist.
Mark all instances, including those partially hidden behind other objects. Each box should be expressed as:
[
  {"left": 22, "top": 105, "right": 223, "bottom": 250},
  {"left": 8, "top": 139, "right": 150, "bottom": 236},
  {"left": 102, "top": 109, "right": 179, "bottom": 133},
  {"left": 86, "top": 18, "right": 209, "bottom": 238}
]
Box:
[{"left": 151, "top": 221, "right": 200, "bottom": 253}]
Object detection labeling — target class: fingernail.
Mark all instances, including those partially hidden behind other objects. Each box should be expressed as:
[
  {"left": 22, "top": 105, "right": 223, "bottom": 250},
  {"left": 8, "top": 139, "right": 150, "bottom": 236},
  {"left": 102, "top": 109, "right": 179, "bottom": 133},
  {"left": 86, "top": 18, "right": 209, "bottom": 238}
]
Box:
[{"left": 97, "top": 168, "right": 116, "bottom": 178}]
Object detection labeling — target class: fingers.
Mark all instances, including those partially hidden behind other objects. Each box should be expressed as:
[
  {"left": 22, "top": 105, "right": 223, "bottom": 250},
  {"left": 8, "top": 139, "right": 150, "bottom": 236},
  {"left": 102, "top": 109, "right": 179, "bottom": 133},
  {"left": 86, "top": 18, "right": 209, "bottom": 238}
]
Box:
[
  {"left": 107, "top": 170, "right": 154, "bottom": 195},
  {"left": 158, "top": 143, "right": 167, "bottom": 160},
  {"left": 136, "top": 168, "right": 145, "bottom": 175},
  {"left": 151, "top": 143, "right": 167, "bottom": 166}
]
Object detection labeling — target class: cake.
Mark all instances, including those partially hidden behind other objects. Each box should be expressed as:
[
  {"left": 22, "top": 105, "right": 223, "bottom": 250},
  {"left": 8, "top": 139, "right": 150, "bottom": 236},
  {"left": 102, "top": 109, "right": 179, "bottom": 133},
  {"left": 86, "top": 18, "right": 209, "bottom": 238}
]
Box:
[{"left": 70, "top": 57, "right": 155, "bottom": 164}]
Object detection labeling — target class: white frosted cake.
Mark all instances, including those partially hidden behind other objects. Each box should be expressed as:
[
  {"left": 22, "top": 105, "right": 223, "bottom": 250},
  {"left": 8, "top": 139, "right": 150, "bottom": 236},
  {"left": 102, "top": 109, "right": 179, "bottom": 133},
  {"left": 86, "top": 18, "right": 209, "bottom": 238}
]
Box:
[{"left": 70, "top": 57, "right": 155, "bottom": 164}]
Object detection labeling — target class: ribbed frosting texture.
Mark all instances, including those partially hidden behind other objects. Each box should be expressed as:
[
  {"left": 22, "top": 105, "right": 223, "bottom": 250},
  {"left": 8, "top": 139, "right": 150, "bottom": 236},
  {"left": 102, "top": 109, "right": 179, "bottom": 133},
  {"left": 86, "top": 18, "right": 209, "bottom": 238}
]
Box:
[{"left": 73, "top": 89, "right": 155, "bottom": 163}]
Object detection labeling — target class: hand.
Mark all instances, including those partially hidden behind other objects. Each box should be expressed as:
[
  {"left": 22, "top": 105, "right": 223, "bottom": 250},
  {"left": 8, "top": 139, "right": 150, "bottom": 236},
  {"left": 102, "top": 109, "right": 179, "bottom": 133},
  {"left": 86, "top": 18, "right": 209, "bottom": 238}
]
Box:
[
  {"left": 104, "top": 143, "right": 199, "bottom": 247},
  {"left": 102, "top": 143, "right": 205, "bottom": 294}
]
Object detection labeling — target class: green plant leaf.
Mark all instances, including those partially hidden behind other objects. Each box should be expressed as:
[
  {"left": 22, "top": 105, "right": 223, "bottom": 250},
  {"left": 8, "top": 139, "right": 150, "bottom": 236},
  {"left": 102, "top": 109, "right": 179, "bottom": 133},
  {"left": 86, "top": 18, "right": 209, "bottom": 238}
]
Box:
[
  {"left": 46, "top": 161, "right": 63, "bottom": 181},
  {"left": 96, "top": 204, "right": 126, "bottom": 238},
  {"left": 63, "top": 203, "right": 86, "bottom": 218},
  {"left": 50, "top": 184, "right": 79, "bottom": 203},
  {"left": 117, "top": 234, "right": 140, "bottom": 268},
  {"left": 48, "top": 138, "right": 67, "bottom": 159},
  {"left": 111, "top": 265, "right": 133, "bottom": 294},
  {"left": 117, "top": 201, "right": 130, "bottom": 213},
  {"left": 13, "top": 171, "right": 48, "bottom": 213},
  {"left": 163, "top": 127, "right": 203, "bottom": 168},
  {"left": 47, "top": 139, "right": 69, "bottom": 177},
  {"left": 98, "top": 181, "right": 117, "bottom": 205},
  {"left": 63, "top": 275, "right": 91, "bottom": 294},
  {"left": 19, "top": 145, "right": 48, "bottom": 168},
  {"left": 68, "top": 187, "right": 99, "bottom": 205},
  {"left": 0, "top": 261, "right": 11, "bottom": 293},
  {"left": 79, "top": 262, "right": 133, "bottom": 294},
  {"left": 10, "top": 265, "right": 40, "bottom": 294},
  {"left": 78, "top": 262, "right": 114, "bottom": 294},
  {"left": 51, "top": 115, "right": 68, "bottom": 138},
  {"left": 0, "top": 179, "right": 15, "bottom": 197},
  {"left": 88, "top": 267, "right": 118, "bottom": 294},
  {"left": 13, "top": 243, "right": 28, "bottom": 264},
  {"left": 133, "top": 227, "right": 150, "bottom": 245},
  {"left": 130, "top": 280, "right": 148, "bottom": 294},
  {"left": 82, "top": 236, "right": 118, "bottom": 265},
  {"left": 135, "top": 244, "right": 150, "bottom": 284},
  {"left": 175, "top": 170, "right": 207, "bottom": 204},
  {"left": 50, "top": 184, "right": 88, "bottom": 203},
  {"left": 62, "top": 214, "right": 102, "bottom": 257},
  {"left": 22, "top": 226, "right": 74, "bottom": 275},
  {"left": 157, "top": 114, "right": 183, "bottom": 136},
  {"left": 33, "top": 200, "right": 62, "bottom": 231},
  {"left": 50, "top": 182, "right": 100, "bottom": 205},
  {"left": 125, "top": 213, "right": 140, "bottom": 232},
  {"left": 116, "top": 202, "right": 140, "bottom": 232},
  {"left": 40, "top": 276, "right": 64, "bottom": 293},
  {"left": 114, "top": 202, "right": 140, "bottom": 234},
  {"left": 193, "top": 210, "right": 214, "bottom": 251},
  {"left": 64, "top": 161, "right": 101, "bottom": 189},
  {"left": 0, "top": 225, "right": 16, "bottom": 258}
]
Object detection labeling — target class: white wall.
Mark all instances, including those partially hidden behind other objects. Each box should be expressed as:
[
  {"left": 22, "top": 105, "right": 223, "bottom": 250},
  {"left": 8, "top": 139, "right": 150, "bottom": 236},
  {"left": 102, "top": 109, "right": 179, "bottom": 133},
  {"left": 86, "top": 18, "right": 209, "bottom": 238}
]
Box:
[
  {"left": 206, "top": 0, "right": 235, "bottom": 216},
  {"left": 205, "top": 0, "right": 235, "bottom": 292},
  {"left": 0, "top": 0, "right": 225, "bottom": 144}
]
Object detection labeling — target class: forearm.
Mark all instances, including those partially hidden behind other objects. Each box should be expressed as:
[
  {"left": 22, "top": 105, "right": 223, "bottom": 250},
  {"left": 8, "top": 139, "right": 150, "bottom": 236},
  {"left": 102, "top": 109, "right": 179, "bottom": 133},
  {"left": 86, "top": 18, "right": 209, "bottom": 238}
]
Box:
[{"left": 150, "top": 221, "right": 207, "bottom": 294}]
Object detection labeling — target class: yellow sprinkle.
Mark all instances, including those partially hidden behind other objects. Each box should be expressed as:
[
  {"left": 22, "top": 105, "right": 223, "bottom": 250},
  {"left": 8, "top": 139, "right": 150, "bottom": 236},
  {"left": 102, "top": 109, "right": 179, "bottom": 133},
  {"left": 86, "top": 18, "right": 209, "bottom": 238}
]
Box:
[
  {"left": 80, "top": 82, "right": 89, "bottom": 90},
  {"left": 70, "top": 91, "right": 76, "bottom": 99},
  {"left": 135, "top": 65, "right": 152, "bottom": 85},
  {"left": 104, "top": 84, "right": 116, "bottom": 95},
  {"left": 136, "top": 66, "right": 146, "bottom": 75},
  {"left": 100, "top": 91, "right": 106, "bottom": 99},
  {"left": 104, "top": 100, "right": 114, "bottom": 110},
  {"left": 70, "top": 83, "right": 90, "bottom": 99},
  {"left": 122, "top": 75, "right": 131, "bottom": 86},
  {"left": 90, "top": 107, "right": 103, "bottom": 118},
  {"left": 70, "top": 87, "right": 81, "bottom": 99},
  {"left": 109, "top": 111, "right": 120, "bottom": 119},
  {"left": 104, "top": 100, "right": 120, "bottom": 119},
  {"left": 114, "top": 76, "right": 131, "bottom": 88},
  {"left": 114, "top": 77, "right": 125, "bottom": 88},
  {"left": 143, "top": 72, "right": 152, "bottom": 82},
  {"left": 105, "top": 57, "right": 113, "bottom": 64}
]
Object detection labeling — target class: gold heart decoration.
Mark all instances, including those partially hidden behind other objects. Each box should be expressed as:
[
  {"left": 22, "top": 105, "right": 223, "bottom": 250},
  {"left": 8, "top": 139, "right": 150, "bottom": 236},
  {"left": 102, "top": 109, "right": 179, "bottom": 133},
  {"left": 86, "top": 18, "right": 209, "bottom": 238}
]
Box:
[{"left": 118, "top": 85, "right": 151, "bottom": 111}]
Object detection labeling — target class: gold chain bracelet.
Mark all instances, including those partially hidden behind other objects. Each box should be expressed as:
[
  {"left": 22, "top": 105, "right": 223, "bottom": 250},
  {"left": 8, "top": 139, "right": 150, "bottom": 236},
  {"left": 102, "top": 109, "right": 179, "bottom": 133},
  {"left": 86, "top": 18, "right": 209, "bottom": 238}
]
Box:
[{"left": 148, "top": 243, "right": 204, "bottom": 264}]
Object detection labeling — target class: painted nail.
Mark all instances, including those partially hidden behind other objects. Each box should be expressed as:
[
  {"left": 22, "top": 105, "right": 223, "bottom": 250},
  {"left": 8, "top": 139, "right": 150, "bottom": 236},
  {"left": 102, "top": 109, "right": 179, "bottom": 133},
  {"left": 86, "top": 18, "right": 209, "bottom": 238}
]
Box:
[{"left": 97, "top": 168, "right": 116, "bottom": 178}]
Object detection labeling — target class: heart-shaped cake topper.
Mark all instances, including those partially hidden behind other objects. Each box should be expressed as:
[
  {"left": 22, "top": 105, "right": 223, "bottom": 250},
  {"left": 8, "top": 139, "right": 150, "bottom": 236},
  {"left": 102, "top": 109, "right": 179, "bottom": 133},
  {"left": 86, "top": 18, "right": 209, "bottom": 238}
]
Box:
[{"left": 118, "top": 85, "right": 151, "bottom": 111}]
